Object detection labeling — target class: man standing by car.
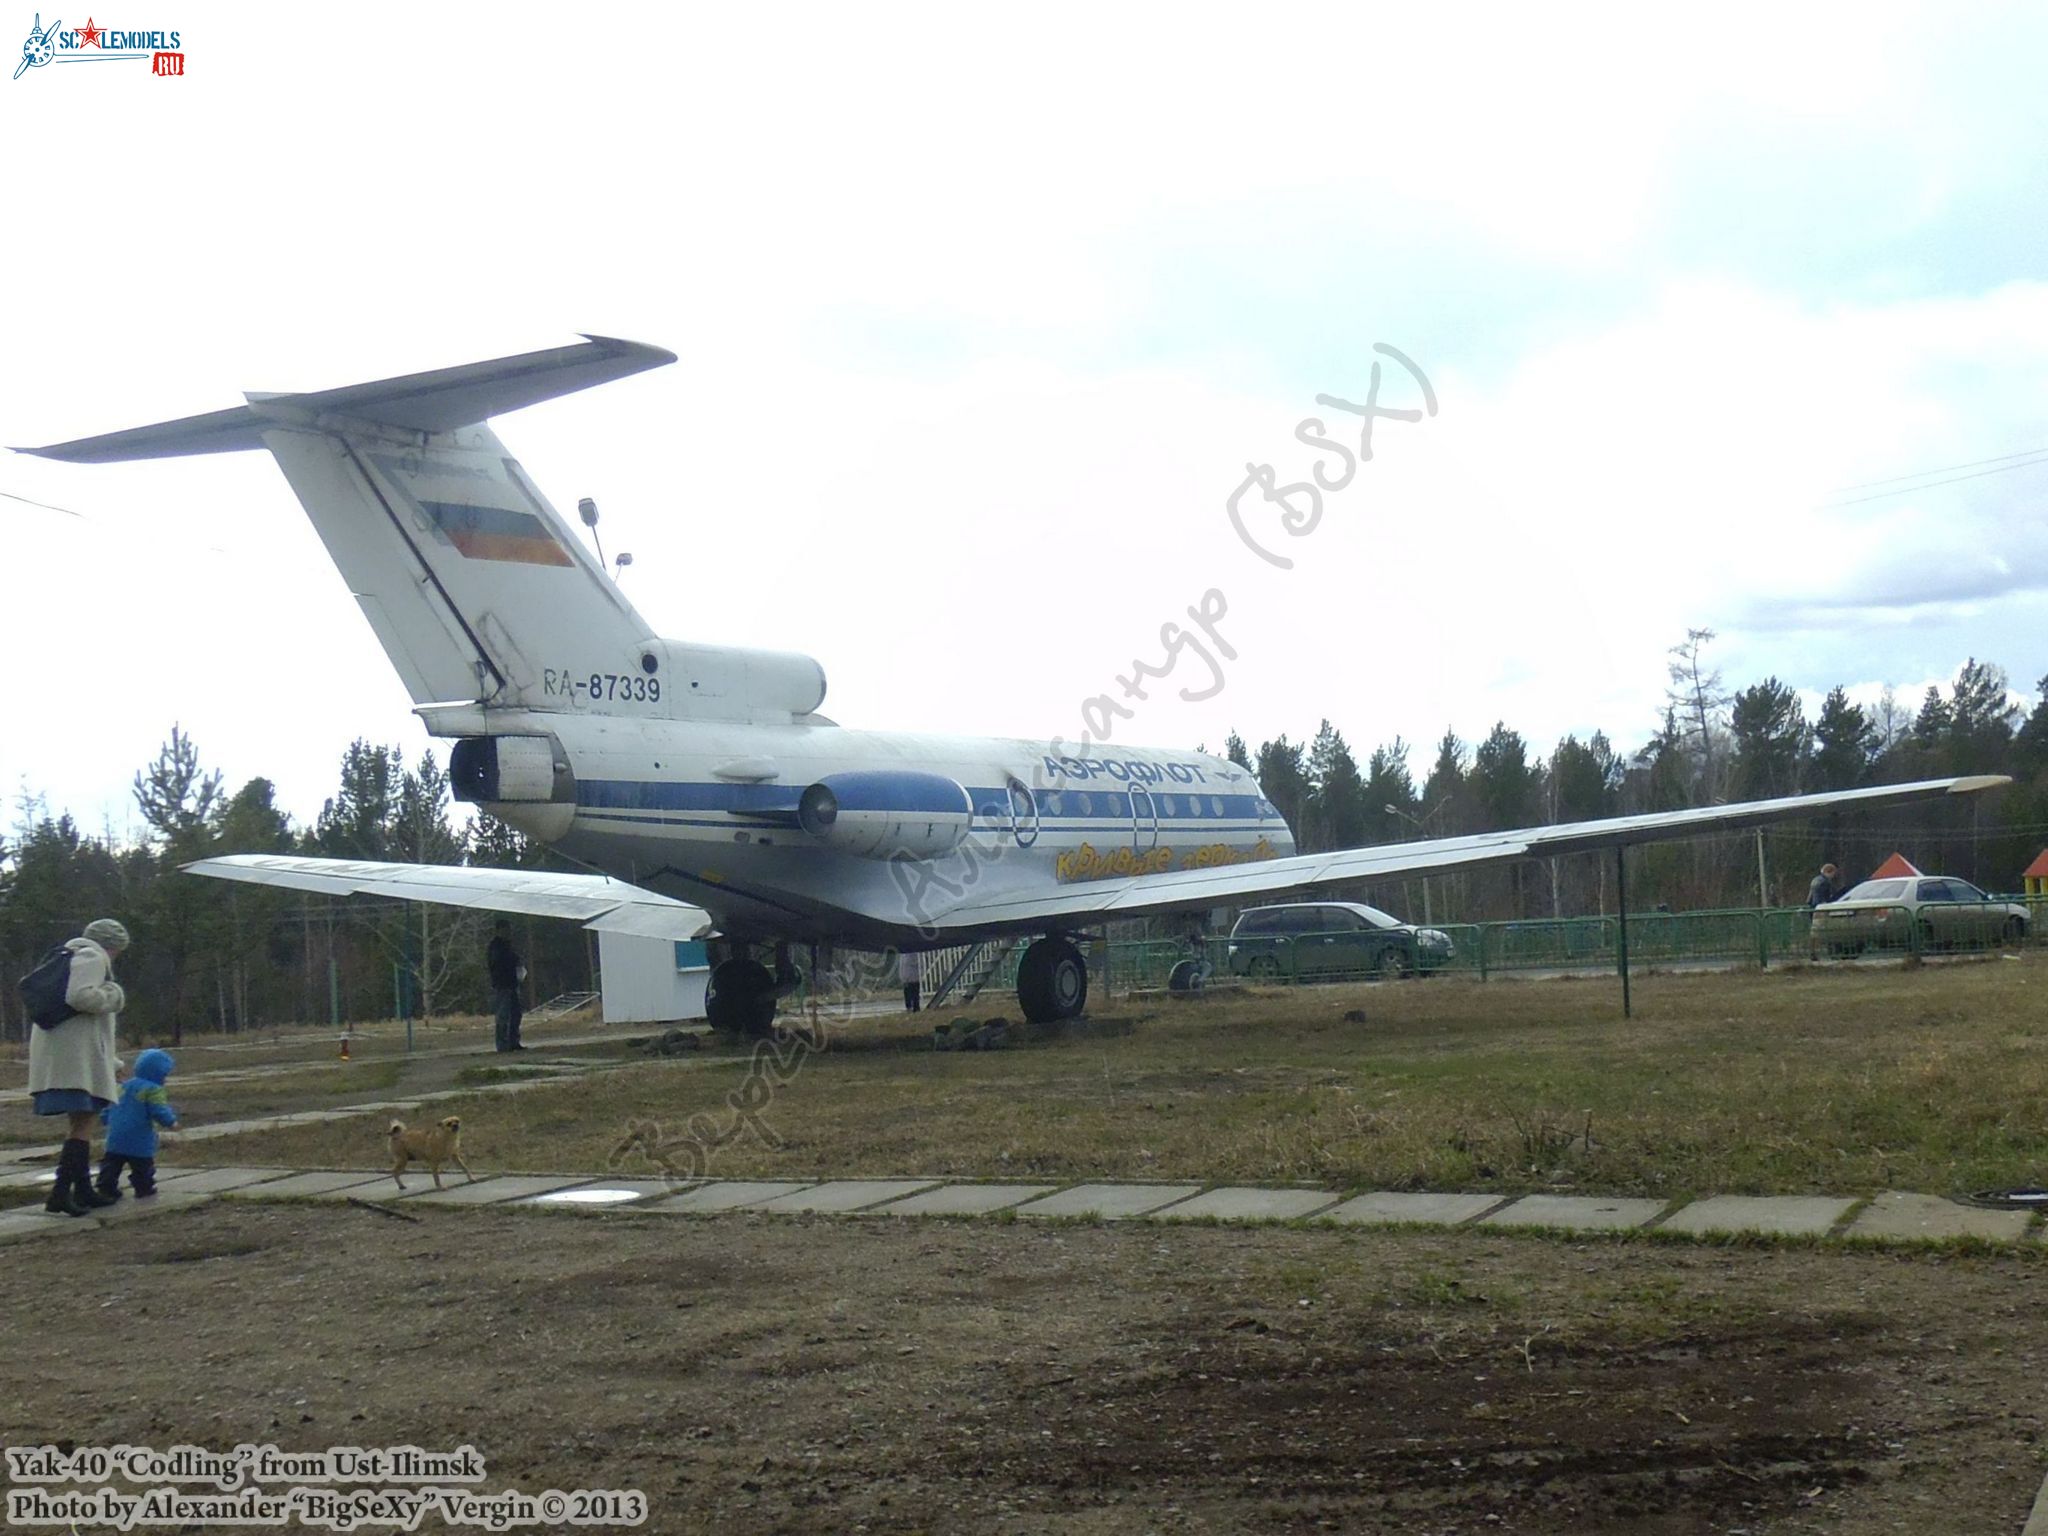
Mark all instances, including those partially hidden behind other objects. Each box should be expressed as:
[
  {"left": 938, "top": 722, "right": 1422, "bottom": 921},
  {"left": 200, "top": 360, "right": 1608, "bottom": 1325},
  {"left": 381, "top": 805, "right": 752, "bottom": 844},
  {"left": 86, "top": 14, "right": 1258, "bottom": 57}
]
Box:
[
  {"left": 1807, "top": 863, "right": 1841, "bottom": 907},
  {"left": 488, "top": 920, "right": 525, "bottom": 1052}
]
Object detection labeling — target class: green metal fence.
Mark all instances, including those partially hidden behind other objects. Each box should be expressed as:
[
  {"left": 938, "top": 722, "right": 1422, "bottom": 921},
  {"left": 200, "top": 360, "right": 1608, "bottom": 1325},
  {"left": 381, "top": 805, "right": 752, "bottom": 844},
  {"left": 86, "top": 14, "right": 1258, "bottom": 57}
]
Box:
[{"left": 1093, "top": 895, "right": 2038, "bottom": 997}]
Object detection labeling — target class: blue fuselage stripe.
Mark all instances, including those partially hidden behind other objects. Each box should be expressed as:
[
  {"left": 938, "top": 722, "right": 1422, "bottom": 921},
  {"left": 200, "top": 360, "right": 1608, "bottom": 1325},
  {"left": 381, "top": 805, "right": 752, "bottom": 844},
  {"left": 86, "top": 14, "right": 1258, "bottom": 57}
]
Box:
[{"left": 575, "top": 778, "right": 1271, "bottom": 823}]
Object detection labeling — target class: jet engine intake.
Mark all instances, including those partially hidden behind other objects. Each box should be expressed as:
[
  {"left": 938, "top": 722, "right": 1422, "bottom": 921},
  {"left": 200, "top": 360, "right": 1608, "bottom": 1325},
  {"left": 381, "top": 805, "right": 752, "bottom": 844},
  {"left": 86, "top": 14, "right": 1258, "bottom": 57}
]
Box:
[
  {"left": 450, "top": 735, "right": 568, "bottom": 804},
  {"left": 796, "top": 771, "right": 973, "bottom": 859}
]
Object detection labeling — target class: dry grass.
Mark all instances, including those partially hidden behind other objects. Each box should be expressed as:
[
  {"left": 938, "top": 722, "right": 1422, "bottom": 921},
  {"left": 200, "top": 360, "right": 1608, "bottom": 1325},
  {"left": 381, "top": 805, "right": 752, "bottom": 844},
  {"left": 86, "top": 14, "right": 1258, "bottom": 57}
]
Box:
[
  {"left": 188, "top": 955, "right": 2048, "bottom": 1198},
  {"left": 0, "top": 1058, "right": 410, "bottom": 1146}
]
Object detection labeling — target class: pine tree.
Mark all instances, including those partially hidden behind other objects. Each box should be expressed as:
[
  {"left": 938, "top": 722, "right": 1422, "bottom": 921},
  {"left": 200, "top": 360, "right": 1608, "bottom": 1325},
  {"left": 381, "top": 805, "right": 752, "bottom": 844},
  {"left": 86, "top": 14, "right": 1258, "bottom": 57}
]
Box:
[
  {"left": 1471, "top": 722, "right": 1537, "bottom": 830},
  {"left": 1363, "top": 737, "right": 1417, "bottom": 845},
  {"left": 1550, "top": 733, "right": 1619, "bottom": 822},
  {"left": 316, "top": 740, "right": 401, "bottom": 859},
  {"left": 1255, "top": 737, "right": 1311, "bottom": 839},
  {"left": 1729, "top": 678, "right": 1809, "bottom": 799},
  {"left": 2016, "top": 676, "right": 2048, "bottom": 777},
  {"left": 133, "top": 725, "right": 224, "bottom": 851},
  {"left": 1811, "top": 687, "right": 1876, "bottom": 791},
  {"left": 1947, "top": 658, "right": 2020, "bottom": 773},
  {"left": 1306, "top": 722, "right": 1369, "bottom": 852},
  {"left": 1423, "top": 730, "right": 1465, "bottom": 826},
  {"left": 1636, "top": 708, "right": 1692, "bottom": 811}
]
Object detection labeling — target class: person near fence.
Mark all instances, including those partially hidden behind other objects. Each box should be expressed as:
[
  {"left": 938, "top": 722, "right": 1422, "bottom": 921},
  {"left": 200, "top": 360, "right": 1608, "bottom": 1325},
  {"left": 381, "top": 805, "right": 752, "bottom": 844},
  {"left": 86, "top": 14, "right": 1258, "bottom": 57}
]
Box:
[
  {"left": 899, "top": 949, "right": 921, "bottom": 1012},
  {"left": 30, "top": 917, "right": 130, "bottom": 1217},
  {"left": 488, "top": 920, "right": 526, "bottom": 1052},
  {"left": 1806, "top": 863, "right": 1841, "bottom": 908}
]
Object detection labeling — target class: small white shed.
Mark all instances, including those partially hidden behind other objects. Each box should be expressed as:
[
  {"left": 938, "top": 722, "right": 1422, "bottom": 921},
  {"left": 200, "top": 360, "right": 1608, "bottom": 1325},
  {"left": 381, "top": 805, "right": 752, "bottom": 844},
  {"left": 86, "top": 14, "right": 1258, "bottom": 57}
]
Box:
[{"left": 596, "top": 933, "right": 711, "bottom": 1025}]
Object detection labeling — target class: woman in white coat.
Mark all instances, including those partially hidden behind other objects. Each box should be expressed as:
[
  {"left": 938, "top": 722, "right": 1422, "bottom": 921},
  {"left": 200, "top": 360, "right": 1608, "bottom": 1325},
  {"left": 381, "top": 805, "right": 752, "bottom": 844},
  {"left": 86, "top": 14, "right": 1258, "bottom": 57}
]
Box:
[{"left": 30, "top": 917, "right": 130, "bottom": 1216}]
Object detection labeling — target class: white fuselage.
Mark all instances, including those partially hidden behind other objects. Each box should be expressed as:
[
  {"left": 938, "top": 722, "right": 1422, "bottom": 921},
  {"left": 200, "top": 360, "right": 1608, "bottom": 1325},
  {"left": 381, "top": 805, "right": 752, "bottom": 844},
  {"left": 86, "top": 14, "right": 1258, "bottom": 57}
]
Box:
[{"left": 472, "top": 713, "right": 1291, "bottom": 947}]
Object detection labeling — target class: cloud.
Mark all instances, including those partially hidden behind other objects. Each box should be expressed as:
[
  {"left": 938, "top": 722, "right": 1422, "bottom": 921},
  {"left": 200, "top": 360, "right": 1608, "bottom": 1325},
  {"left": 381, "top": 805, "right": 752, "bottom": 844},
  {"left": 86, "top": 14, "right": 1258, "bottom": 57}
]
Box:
[{"left": 6, "top": 3, "right": 2048, "bottom": 828}]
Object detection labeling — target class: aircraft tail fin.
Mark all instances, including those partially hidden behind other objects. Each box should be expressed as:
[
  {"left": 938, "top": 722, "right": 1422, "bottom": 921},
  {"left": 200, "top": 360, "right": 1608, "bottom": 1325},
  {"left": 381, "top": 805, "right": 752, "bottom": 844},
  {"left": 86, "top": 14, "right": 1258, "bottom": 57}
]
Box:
[{"left": 16, "top": 337, "right": 680, "bottom": 715}]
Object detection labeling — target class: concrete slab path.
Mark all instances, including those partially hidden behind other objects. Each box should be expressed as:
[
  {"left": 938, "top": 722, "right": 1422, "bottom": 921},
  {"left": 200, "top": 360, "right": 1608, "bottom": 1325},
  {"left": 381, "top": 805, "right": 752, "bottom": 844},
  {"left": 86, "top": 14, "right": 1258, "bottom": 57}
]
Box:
[
  {"left": 644, "top": 1180, "right": 814, "bottom": 1213},
  {"left": 1322, "top": 1191, "right": 1507, "bottom": 1227},
  {"left": 879, "top": 1183, "right": 1059, "bottom": 1216},
  {"left": 1016, "top": 1183, "right": 1203, "bottom": 1219},
  {"left": 1850, "top": 1191, "right": 2034, "bottom": 1243},
  {"left": 751, "top": 1179, "right": 940, "bottom": 1214},
  {"left": 1150, "top": 1187, "right": 1341, "bottom": 1222},
  {"left": 1659, "top": 1195, "right": 1857, "bottom": 1238},
  {"left": 1481, "top": 1194, "right": 1668, "bottom": 1233}
]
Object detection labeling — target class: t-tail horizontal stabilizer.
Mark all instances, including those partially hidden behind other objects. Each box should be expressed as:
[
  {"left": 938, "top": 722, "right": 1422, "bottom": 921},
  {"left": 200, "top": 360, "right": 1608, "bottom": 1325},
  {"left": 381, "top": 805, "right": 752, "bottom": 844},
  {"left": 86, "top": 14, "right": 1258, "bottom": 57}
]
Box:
[{"left": 15, "top": 335, "right": 676, "bottom": 462}]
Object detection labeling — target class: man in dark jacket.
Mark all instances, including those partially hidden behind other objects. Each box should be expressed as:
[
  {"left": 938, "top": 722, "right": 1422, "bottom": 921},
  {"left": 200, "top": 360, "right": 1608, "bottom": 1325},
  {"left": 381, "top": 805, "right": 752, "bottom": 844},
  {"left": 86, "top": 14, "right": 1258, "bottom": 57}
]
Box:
[
  {"left": 1806, "top": 863, "right": 1841, "bottom": 908},
  {"left": 488, "top": 921, "right": 525, "bottom": 1052}
]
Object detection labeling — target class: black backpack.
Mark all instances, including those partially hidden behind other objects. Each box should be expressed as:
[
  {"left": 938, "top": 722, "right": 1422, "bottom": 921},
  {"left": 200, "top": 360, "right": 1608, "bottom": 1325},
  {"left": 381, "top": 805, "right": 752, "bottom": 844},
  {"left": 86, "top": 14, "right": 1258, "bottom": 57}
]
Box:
[{"left": 19, "top": 945, "right": 78, "bottom": 1030}]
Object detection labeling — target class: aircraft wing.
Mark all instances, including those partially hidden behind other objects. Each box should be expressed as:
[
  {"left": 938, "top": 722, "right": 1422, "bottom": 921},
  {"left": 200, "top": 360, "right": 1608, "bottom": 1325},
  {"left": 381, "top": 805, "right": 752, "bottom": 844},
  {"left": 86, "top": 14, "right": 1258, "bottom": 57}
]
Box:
[
  {"left": 922, "top": 774, "right": 2012, "bottom": 933},
  {"left": 184, "top": 854, "right": 711, "bottom": 941}
]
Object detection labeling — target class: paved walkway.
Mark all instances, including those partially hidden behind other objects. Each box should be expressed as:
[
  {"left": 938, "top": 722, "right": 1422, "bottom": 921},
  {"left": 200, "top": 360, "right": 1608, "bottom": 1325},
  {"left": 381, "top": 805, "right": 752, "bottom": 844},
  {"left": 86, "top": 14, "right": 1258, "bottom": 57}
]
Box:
[{"left": 2, "top": 1164, "right": 2037, "bottom": 1248}]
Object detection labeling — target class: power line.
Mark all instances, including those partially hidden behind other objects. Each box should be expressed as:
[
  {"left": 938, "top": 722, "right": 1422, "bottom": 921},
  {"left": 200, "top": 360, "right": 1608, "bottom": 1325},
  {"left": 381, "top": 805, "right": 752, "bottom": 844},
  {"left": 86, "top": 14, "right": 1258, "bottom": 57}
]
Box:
[
  {"left": 0, "top": 488, "right": 86, "bottom": 519},
  {"left": 1835, "top": 444, "right": 2048, "bottom": 492},
  {"left": 1821, "top": 451, "right": 2048, "bottom": 509}
]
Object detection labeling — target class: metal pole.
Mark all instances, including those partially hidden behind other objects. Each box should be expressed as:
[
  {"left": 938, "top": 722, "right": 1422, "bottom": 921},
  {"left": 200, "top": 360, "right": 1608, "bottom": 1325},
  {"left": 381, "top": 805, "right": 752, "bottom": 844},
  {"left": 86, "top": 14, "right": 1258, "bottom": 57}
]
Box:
[
  {"left": 1755, "top": 827, "right": 1769, "bottom": 910},
  {"left": 326, "top": 906, "right": 340, "bottom": 1027},
  {"left": 1616, "top": 844, "right": 1632, "bottom": 1019}
]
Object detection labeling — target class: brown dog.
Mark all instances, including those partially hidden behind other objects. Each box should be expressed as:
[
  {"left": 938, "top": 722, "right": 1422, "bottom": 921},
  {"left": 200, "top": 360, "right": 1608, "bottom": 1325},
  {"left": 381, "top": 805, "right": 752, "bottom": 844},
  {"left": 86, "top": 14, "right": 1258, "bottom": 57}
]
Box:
[{"left": 388, "top": 1116, "right": 473, "bottom": 1189}]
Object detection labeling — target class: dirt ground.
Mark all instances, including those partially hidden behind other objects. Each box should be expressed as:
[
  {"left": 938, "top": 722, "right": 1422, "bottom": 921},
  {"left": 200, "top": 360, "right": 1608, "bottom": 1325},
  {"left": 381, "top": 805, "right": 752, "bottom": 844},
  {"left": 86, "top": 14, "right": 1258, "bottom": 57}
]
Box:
[{"left": 4, "top": 1202, "right": 2044, "bottom": 1534}]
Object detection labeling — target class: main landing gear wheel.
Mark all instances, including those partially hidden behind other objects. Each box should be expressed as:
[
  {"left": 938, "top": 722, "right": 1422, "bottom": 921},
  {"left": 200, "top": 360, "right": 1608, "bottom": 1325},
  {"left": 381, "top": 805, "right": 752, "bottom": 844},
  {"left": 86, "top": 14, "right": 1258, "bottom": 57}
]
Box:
[
  {"left": 1017, "top": 936, "right": 1088, "bottom": 1023},
  {"left": 705, "top": 958, "right": 779, "bottom": 1037}
]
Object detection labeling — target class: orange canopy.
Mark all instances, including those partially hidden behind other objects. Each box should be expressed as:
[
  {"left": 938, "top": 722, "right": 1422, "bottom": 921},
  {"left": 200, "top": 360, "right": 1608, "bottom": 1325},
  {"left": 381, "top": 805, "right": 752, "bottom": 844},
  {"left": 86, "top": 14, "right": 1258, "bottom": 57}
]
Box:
[
  {"left": 1870, "top": 852, "right": 1922, "bottom": 879},
  {"left": 2024, "top": 850, "right": 2048, "bottom": 880}
]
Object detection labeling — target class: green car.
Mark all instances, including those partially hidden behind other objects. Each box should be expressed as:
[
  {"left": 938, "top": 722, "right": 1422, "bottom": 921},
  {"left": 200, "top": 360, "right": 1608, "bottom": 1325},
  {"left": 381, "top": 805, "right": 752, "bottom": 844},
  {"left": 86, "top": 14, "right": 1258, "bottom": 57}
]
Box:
[{"left": 1227, "top": 901, "right": 1455, "bottom": 982}]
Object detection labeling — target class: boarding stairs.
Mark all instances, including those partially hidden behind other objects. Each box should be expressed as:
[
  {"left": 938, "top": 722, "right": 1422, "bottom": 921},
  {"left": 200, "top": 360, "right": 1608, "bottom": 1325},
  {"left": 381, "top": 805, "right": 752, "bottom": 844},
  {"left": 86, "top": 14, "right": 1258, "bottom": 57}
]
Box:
[
  {"left": 924, "top": 939, "right": 1019, "bottom": 1011},
  {"left": 528, "top": 990, "right": 600, "bottom": 1022}
]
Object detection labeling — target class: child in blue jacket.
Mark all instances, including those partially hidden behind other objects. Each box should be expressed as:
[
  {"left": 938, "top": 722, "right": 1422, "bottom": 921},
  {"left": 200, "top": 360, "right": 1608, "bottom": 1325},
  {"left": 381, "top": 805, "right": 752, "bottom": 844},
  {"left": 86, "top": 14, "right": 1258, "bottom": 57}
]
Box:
[{"left": 96, "top": 1048, "right": 177, "bottom": 1199}]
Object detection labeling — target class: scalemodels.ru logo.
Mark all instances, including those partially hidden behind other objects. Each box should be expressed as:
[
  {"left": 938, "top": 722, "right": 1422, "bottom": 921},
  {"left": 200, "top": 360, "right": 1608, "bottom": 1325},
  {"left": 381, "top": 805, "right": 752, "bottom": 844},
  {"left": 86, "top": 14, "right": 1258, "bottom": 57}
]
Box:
[{"left": 14, "top": 13, "right": 185, "bottom": 79}]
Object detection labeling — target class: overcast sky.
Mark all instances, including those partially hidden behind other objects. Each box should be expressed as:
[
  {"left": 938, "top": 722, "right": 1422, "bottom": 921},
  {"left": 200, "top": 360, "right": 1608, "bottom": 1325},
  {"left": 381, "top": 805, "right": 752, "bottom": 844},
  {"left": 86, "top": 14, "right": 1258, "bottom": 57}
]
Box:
[{"left": 4, "top": 3, "right": 2046, "bottom": 840}]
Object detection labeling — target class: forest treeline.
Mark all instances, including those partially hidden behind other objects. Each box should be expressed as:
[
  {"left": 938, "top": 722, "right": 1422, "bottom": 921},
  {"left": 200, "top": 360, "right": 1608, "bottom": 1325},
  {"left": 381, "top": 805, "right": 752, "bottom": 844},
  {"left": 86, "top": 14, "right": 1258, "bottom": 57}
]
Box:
[
  {"left": 1217, "top": 633, "right": 2048, "bottom": 926},
  {"left": 0, "top": 732, "right": 583, "bottom": 1042},
  {"left": 4, "top": 633, "right": 2045, "bottom": 1038}
]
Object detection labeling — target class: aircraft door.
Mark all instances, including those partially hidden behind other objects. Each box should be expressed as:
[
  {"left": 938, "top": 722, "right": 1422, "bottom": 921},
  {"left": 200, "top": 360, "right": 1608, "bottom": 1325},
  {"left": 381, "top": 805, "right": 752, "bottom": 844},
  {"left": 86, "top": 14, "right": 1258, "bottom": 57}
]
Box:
[
  {"left": 1006, "top": 777, "right": 1040, "bottom": 848},
  {"left": 1130, "top": 785, "right": 1159, "bottom": 850}
]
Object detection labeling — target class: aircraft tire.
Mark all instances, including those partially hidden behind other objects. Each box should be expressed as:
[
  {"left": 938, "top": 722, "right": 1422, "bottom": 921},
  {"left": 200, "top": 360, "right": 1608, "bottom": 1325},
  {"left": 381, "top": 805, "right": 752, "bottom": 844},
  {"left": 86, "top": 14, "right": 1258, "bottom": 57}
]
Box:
[
  {"left": 1017, "top": 936, "right": 1088, "bottom": 1023},
  {"left": 706, "top": 958, "right": 779, "bottom": 1037}
]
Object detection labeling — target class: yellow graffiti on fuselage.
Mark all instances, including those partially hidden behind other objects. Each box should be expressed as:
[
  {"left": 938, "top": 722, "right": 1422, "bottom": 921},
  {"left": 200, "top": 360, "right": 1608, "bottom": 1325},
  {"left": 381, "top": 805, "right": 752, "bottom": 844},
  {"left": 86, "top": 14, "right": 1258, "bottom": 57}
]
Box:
[{"left": 1055, "top": 838, "right": 1276, "bottom": 883}]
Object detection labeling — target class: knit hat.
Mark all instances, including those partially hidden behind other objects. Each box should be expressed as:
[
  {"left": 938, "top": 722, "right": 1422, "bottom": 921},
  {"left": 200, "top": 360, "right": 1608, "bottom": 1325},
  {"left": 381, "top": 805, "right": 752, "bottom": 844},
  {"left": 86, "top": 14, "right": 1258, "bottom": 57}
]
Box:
[{"left": 83, "top": 918, "right": 130, "bottom": 950}]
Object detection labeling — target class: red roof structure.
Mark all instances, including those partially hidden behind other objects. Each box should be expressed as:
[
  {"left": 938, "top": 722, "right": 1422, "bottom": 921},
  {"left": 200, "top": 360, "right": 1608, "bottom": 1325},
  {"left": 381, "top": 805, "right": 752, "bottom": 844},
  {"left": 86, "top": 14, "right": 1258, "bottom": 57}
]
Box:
[
  {"left": 1870, "top": 852, "right": 1922, "bottom": 879},
  {"left": 2025, "top": 850, "right": 2048, "bottom": 880}
]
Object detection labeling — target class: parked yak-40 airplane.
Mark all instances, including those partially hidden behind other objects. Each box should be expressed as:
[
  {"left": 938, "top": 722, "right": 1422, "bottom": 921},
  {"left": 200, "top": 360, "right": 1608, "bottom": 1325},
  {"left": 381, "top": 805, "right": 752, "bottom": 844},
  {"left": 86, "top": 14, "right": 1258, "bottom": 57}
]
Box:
[{"left": 19, "top": 337, "right": 2010, "bottom": 1032}]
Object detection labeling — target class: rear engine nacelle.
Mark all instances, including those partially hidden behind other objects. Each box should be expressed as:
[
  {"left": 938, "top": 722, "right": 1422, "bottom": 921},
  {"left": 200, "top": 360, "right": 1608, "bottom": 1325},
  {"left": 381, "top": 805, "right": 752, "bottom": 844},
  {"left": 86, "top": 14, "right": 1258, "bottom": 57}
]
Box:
[
  {"left": 797, "top": 771, "right": 973, "bottom": 860},
  {"left": 450, "top": 735, "right": 572, "bottom": 804},
  {"left": 640, "top": 638, "right": 827, "bottom": 721}
]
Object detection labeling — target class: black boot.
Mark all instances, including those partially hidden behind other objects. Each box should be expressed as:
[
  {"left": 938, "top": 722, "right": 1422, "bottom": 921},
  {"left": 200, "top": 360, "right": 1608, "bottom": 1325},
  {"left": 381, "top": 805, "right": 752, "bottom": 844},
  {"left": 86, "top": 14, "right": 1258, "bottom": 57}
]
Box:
[
  {"left": 67, "top": 1140, "right": 117, "bottom": 1210},
  {"left": 43, "top": 1145, "right": 89, "bottom": 1218}
]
